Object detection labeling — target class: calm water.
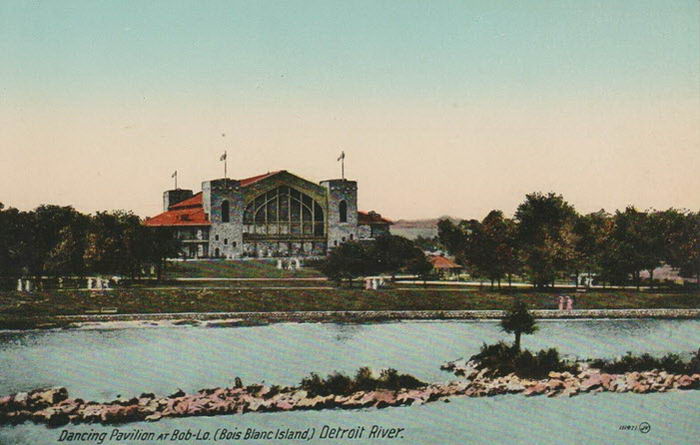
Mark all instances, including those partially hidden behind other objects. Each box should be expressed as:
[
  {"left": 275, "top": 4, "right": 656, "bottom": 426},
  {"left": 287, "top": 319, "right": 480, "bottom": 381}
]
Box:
[{"left": 1, "top": 319, "right": 699, "bottom": 444}]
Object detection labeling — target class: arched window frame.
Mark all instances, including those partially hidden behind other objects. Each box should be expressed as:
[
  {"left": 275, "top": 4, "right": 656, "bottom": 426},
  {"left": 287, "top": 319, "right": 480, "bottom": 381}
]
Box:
[
  {"left": 221, "top": 200, "right": 230, "bottom": 223},
  {"left": 339, "top": 200, "right": 348, "bottom": 223},
  {"left": 243, "top": 186, "right": 325, "bottom": 236}
]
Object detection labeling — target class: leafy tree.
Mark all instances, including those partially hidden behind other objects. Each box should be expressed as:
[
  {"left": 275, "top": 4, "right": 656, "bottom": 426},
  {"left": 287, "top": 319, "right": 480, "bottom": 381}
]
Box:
[
  {"left": 572, "top": 210, "right": 611, "bottom": 288},
  {"left": 318, "top": 241, "right": 371, "bottom": 286},
  {"left": 45, "top": 225, "right": 87, "bottom": 277},
  {"left": 665, "top": 210, "right": 700, "bottom": 286},
  {"left": 602, "top": 207, "right": 664, "bottom": 289},
  {"left": 405, "top": 251, "right": 434, "bottom": 285},
  {"left": 500, "top": 300, "right": 538, "bottom": 351},
  {"left": 515, "top": 192, "right": 578, "bottom": 288},
  {"left": 0, "top": 204, "right": 32, "bottom": 276},
  {"left": 471, "top": 210, "right": 520, "bottom": 288},
  {"left": 413, "top": 235, "right": 439, "bottom": 253},
  {"left": 367, "top": 235, "right": 424, "bottom": 278},
  {"left": 437, "top": 218, "right": 466, "bottom": 257}
]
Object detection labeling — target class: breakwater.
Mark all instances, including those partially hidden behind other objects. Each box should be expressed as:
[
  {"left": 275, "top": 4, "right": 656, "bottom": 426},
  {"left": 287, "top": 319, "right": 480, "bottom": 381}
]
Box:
[{"left": 2, "top": 365, "right": 699, "bottom": 428}]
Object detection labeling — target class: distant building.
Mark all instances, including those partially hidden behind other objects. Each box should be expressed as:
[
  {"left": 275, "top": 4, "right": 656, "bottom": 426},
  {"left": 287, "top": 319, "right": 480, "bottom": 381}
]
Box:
[
  {"left": 144, "top": 170, "right": 392, "bottom": 259},
  {"left": 428, "top": 255, "right": 462, "bottom": 278}
]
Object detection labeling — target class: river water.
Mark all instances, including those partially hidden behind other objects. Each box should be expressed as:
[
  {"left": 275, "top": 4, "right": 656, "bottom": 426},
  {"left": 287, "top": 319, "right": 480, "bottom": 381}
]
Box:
[{"left": 1, "top": 319, "right": 699, "bottom": 444}]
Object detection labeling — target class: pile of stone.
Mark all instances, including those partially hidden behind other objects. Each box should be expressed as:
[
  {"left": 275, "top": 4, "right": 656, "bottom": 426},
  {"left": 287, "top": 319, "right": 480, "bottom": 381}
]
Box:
[
  {"left": 2, "top": 366, "right": 699, "bottom": 428},
  {"left": 0, "top": 382, "right": 457, "bottom": 427},
  {"left": 440, "top": 358, "right": 700, "bottom": 397}
]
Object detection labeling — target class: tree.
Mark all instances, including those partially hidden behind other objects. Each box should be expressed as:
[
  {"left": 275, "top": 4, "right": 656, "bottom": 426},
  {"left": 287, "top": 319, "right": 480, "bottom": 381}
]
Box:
[
  {"left": 405, "top": 251, "right": 434, "bottom": 285},
  {"left": 500, "top": 300, "right": 538, "bottom": 351},
  {"left": 475, "top": 210, "right": 520, "bottom": 288},
  {"left": 437, "top": 218, "right": 466, "bottom": 257},
  {"left": 572, "top": 210, "right": 611, "bottom": 288},
  {"left": 665, "top": 210, "right": 700, "bottom": 287},
  {"left": 413, "top": 235, "right": 439, "bottom": 253},
  {"left": 515, "top": 192, "right": 578, "bottom": 288},
  {"left": 318, "top": 242, "right": 371, "bottom": 286},
  {"left": 367, "top": 235, "right": 423, "bottom": 278},
  {"left": 602, "top": 207, "right": 663, "bottom": 289}
]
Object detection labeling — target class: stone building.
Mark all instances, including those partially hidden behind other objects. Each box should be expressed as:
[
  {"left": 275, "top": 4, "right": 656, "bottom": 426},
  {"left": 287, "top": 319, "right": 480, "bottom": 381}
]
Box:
[{"left": 144, "top": 170, "right": 391, "bottom": 259}]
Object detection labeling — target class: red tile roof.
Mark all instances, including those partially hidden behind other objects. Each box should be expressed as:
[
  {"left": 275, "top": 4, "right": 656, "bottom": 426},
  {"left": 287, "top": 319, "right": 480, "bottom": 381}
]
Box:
[
  {"left": 239, "top": 171, "right": 284, "bottom": 187},
  {"left": 169, "top": 192, "right": 203, "bottom": 209},
  {"left": 144, "top": 192, "right": 210, "bottom": 227},
  {"left": 429, "top": 255, "right": 462, "bottom": 270},
  {"left": 358, "top": 211, "right": 393, "bottom": 225}
]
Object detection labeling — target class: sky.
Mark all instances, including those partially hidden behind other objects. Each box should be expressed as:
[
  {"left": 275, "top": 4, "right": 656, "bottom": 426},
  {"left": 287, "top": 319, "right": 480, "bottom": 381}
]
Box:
[{"left": 1, "top": 0, "right": 699, "bottom": 220}]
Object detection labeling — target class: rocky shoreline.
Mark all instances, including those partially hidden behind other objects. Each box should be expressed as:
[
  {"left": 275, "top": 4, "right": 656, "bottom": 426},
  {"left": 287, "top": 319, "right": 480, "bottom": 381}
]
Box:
[{"left": 2, "top": 363, "right": 699, "bottom": 428}]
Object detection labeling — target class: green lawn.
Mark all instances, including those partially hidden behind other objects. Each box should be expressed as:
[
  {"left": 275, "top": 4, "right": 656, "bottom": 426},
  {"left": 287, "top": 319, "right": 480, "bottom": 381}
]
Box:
[
  {"left": 1, "top": 288, "right": 698, "bottom": 326},
  {"left": 164, "top": 259, "right": 324, "bottom": 279}
]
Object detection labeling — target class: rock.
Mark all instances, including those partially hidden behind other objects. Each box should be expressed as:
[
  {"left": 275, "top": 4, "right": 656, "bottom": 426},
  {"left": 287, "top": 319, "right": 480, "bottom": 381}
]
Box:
[
  {"left": 677, "top": 375, "right": 695, "bottom": 390},
  {"left": 580, "top": 374, "right": 602, "bottom": 392},
  {"left": 13, "top": 393, "right": 28, "bottom": 408},
  {"left": 144, "top": 412, "right": 162, "bottom": 421},
  {"left": 274, "top": 400, "right": 294, "bottom": 411},
  {"left": 505, "top": 381, "right": 525, "bottom": 393},
  {"left": 0, "top": 395, "right": 12, "bottom": 410},
  {"left": 546, "top": 380, "right": 564, "bottom": 391},
  {"left": 31, "top": 388, "right": 68, "bottom": 407},
  {"left": 632, "top": 383, "right": 650, "bottom": 394},
  {"left": 561, "top": 387, "right": 579, "bottom": 397},
  {"left": 523, "top": 382, "right": 547, "bottom": 397}
]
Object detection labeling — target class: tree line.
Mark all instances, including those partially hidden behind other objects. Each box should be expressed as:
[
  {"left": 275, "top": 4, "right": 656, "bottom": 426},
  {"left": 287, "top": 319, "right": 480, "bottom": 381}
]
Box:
[
  {"left": 0, "top": 203, "right": 179, "bottom": 280},
  {"left": 437, "top": 192, "right": 700, "bottom": 289}
]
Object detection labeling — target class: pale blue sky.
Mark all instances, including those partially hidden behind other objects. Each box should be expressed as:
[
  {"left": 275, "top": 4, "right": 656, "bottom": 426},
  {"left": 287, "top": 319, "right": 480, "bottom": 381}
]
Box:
[
  {"left": 1, "top": 1, "right": 699, "bottom": 219},
  {"left": 3, "top": 0, "right": 698, "bottom": 104}
]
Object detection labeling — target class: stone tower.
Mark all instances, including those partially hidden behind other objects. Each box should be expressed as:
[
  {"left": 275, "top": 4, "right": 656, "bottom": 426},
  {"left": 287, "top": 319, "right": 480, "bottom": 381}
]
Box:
[
  {"left": 202, "top": 178, "right": 243, "bottom": 259},
  {"left": 163, "top": 189, "right": 193, "bottom": 211},
  {"left": 321, "top": 179, "right": 359, "bottom": 250}
]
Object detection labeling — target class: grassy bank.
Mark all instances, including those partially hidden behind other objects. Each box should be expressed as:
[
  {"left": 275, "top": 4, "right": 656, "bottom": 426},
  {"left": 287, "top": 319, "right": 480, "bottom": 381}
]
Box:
[{"left": 1, "top": 287, "right": 699, "bottom": 325}]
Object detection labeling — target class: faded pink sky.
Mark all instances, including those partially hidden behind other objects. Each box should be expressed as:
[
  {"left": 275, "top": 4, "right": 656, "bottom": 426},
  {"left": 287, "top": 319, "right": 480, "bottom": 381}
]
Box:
[{"left": 2, "top": 93, "right": 698, "bottom": 220}]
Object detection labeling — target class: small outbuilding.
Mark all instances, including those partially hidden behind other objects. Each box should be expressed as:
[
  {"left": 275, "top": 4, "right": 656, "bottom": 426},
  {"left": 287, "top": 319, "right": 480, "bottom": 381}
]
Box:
[{"left": 428, "top": 255, "right": 462, "bottom": 279}]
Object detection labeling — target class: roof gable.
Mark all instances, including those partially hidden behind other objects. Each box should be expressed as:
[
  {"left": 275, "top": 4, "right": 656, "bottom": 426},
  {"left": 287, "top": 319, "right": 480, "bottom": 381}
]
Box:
[{"left": 169, "top": 192, "right": 203, "bottom": 209}]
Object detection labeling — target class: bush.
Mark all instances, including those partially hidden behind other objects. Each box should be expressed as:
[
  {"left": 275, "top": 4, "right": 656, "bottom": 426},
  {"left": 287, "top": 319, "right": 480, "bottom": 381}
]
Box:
[
  {"left": 590, "top": 349, "right": 700, "bottom": 374},
  {"left": 469, "top": 341, "right": 578, "bottom": 379},
  {"left": 299, "top": 367, "right": 426, "bottom": 397}
]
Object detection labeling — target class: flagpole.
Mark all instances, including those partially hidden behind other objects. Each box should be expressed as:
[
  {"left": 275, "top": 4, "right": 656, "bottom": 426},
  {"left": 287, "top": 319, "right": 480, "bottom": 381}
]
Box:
[
  {"left": 174, "top": 171, "right": 177, "bottom": 189},
  {"left": 224, "top": 150, "right": 227, "bottom": 179}
]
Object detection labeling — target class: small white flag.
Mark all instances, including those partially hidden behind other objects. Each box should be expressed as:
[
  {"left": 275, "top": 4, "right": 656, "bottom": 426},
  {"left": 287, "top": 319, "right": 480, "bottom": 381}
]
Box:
[
  {"left": 337, "top": 151, "right": 345, "bottom": 161},
  {"left": 171, "top": 170, "right": 177, "bottom": 178},
  {"left": 220, "top": 151, "right": 227, "bottom": 161}
]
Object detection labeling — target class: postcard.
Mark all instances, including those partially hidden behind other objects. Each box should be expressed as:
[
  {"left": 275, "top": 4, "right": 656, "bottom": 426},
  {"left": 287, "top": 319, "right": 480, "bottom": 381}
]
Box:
[{"left": 1, "top": 1, "right": 699, "bottom": 444}]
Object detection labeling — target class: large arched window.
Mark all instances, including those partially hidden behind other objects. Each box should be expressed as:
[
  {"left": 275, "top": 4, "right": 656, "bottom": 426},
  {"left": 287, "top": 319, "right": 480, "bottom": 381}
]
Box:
[
  {"left": 243, "top": 186, "right": 325, "bottom": 236},
  {"left": 221, "top": 200, "right": 230, "bottom": 222},
  {"left": 339, "top": 200, "right": 347, "bottom": 223}
]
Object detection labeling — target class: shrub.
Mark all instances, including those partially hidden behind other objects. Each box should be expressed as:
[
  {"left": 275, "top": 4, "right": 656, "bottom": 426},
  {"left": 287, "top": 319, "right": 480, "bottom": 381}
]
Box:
[
  {"left": 590, "top": 349, "right": 700, "bottom": 374},
  {"left": 469, "top": 342, "right": 578, "bottom": 379},
  {"left": 299, "top": 367, "right": 426, "bottom": 397}
]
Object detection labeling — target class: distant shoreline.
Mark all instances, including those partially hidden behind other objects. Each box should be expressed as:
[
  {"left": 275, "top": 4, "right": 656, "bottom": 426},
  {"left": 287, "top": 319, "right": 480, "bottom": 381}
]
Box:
[{"left": 4, "top": 308, "right": 699, "bottom": 331}]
